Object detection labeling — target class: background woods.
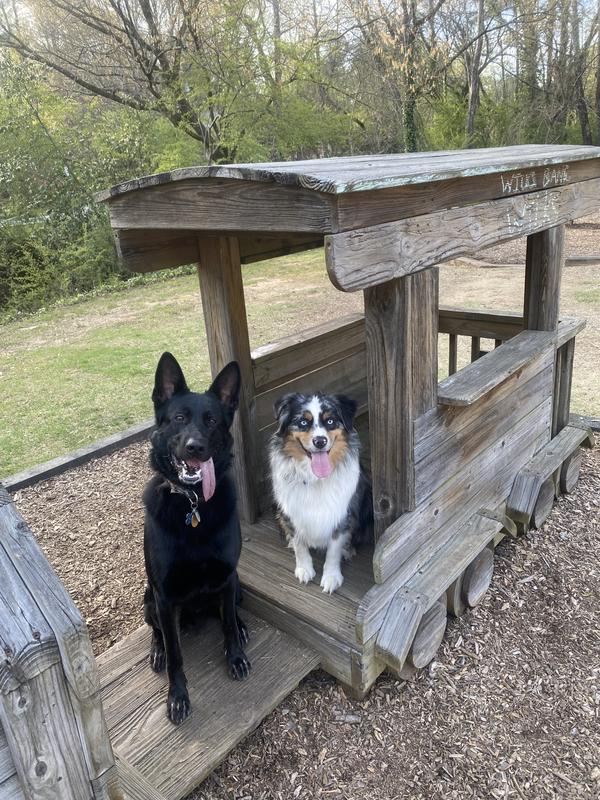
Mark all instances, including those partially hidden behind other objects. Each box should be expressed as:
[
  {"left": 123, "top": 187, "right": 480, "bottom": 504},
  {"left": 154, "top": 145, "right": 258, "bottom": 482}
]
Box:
[{"left": 1, "top": 0, "right": 600, "bottom": 315}]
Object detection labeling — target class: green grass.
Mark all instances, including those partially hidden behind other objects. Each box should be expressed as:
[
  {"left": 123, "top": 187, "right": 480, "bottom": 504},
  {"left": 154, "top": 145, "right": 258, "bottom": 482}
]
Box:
[{"left": 1, "top": 250, "right": 598, "bottom": 479}]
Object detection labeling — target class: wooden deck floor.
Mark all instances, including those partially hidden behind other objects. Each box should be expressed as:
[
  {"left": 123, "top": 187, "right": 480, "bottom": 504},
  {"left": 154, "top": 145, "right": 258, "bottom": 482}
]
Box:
[
  {"left": 237, "top": 515, "right": 379, "bottom": 687},
  {"left": 98, "top": 613, "right": 319, "bottom": 800}
]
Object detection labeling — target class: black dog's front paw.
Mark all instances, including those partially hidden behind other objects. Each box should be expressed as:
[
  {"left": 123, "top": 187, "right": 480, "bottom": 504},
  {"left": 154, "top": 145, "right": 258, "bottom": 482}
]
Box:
[
  {"left": 167, "top": 686, "right": 191, "bottom": 725},
  {"left": 226, "top": 649, "right": 252, "bottom": 681},
  {"left": 237, "top": 614, "right": 250, "bottom": 645},
  {"left": 149, "top": 642, "right": 166, "bottom": 673}
]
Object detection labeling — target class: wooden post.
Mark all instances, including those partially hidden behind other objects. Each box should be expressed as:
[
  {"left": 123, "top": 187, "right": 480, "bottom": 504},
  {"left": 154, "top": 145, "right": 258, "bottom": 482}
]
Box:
[
  {"left": 0, "top": 486, "right": 122, "bottom": 800},
  {"left": 364, "top": 268, "right": 438, "bottom": 540},
  {"left": 553, "top": 338, "right": 575, "bottom": 435},
  {"left": 524, "top": 225, "right": 565, "bottom": 331},
  {"left": 197, "top": 236, "right": 258, "bottom": 523}
]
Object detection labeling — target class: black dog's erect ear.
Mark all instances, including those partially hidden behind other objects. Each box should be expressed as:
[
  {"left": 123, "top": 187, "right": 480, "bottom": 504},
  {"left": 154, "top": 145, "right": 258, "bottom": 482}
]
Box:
[
  {"left": 274, "top": 393, "right": 295, "bottom": 435},
  {"left": 152, "top": 352, "right": 188, "bottom": 409},
  {"left": 209, "top": 361, "right": 241, "bottom": 419},
  {"left": 334, "top": 394, "right": 357, "bottom": 431}
]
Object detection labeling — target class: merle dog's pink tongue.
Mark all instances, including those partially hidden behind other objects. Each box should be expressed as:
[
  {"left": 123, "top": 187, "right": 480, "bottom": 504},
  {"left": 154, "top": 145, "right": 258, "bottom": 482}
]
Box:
[
  {"left": 311, "top": 451, "right": 332, "bottom": 478},
  {"left": 200, "top": 458, "right": 216, "bottom": 501}
]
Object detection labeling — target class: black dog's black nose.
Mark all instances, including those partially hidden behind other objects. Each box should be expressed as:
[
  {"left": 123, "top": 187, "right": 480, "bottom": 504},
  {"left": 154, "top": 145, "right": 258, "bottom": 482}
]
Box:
[
  {"left": 185, "top": 438, "right": 207, "bottom": 458},
  {"left": 312, "top": 436, "right": 328, "bottom": 450}
]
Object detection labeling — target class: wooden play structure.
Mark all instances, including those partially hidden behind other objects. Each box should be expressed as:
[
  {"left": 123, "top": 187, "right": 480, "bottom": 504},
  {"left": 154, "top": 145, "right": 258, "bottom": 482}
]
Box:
[{"left": 1, "top": 145, "right": 597, "bottom": 799}]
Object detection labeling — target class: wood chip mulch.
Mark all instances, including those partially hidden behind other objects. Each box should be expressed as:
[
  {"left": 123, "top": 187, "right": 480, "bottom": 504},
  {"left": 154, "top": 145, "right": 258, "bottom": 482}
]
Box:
[{"left": 12, "top": 436, "right": 600, "bottom": 800}]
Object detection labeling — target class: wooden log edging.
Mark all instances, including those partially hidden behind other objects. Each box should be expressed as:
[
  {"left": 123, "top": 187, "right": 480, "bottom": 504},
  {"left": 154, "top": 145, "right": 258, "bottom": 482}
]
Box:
[{"left": 2, "top": 420, "right": 154, "bottom": 493}]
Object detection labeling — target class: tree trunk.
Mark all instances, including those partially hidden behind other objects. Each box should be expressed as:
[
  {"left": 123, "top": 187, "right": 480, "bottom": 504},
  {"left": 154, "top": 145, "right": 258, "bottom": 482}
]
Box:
[
  {"left": 466, "top": 0, "right": 485, "bottom": 145},
  {"left": 571, "top": 0, "right": 592, "bottom": 144}
]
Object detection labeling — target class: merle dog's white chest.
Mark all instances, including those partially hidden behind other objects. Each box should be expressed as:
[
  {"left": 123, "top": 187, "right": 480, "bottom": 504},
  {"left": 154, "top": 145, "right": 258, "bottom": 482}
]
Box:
[{"left": 271, "top": 450, "right": 360, "bottom": 548}]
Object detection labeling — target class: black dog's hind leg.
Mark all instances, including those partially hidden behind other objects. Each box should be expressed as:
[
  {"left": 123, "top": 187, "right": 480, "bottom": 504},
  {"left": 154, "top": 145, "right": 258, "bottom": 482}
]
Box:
[
  {"left": 221, "top": 573, "right": 251, "bottom": 679},
  {"left": 153, "top": 590, "right": 191, "bottom": 725},
  {"left": 144, "top": 585, "right": 166, "bottom": 673}
]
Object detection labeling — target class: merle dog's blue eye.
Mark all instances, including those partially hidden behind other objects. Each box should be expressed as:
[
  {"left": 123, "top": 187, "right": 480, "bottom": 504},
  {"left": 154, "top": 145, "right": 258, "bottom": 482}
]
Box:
[
  {"left": 298, "top": 418, "right": 309, "bottom": 429},
  {"left": 326, "top": 418, "right": 335, "bottom": 427}
]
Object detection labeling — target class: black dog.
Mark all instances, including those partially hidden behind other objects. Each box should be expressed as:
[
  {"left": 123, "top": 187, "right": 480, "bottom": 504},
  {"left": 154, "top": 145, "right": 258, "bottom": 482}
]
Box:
[{"left": 143, "top": 352, "right": 251, "bottom": 724}]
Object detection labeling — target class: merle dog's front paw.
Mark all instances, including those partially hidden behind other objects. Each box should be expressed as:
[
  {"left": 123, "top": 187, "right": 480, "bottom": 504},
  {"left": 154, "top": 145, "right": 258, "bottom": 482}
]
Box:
[
  {"left": 226, "top": 648, "right": 252, "bottom": 681},
  {"left": 167, "top": 685, "right": 191, "bottom": 725},
  {"left": 237, "top": 614, "right": 250, "bottom": 645}
]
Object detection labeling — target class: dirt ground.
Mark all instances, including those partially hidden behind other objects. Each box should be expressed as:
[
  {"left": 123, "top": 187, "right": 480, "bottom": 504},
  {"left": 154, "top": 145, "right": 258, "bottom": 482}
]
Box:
[{"left": 11, "top": 435, "right": 600, "bottom": 800}]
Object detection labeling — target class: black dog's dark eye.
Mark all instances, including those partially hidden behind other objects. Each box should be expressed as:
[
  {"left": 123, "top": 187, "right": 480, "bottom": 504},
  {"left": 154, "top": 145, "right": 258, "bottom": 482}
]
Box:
[
  {"left": 173, "top": 413, "right": 186, "bottom": 423},
  {"left": 298, "top": 418, "right": 309, "bottom": 429},
  {"left": 326, "top": 418, "right": 336, "bottom": 428},
  {"left": 205, "top": 413, "right": 217, "bottom": 427}
]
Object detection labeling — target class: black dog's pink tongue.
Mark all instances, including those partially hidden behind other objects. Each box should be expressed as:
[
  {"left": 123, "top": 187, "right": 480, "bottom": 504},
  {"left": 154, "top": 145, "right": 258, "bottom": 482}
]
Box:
[
  {"left": 311, "top": 451, "right": 332, "bottom": 478},
  {"left": 200, "top": 458, "right": 216, "bottom": 501}
]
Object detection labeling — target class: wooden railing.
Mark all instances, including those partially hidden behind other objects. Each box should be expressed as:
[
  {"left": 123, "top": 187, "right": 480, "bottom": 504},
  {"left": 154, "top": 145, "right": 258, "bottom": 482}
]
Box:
[{"left": 437, "top": 307, "right": 523, "bottom": 375}]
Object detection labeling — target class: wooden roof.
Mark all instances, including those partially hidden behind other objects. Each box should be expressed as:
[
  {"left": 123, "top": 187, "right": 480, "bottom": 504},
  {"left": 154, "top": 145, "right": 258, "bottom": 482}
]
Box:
[{"left": 97, "top": 145, "right": 600, "bottom": 200}]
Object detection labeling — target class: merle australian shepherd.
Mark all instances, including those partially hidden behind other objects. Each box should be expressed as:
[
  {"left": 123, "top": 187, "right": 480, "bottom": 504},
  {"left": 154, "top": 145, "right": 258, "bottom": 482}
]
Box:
[
  {"left": 143, "top": 352, "right": 251, "bottom": 724},
  {"left": 269, "top": 393, "right": 372, "bottom": 593}
]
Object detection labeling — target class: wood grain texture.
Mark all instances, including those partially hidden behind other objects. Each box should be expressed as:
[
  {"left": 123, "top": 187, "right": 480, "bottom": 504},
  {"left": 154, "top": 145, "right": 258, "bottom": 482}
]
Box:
[
  {"left": 0, "top": 722, "right": 16, "bottom": 785},
  {"left": 105, "top": 178, "right": 334, "bottom": 233},
  {"left": 437, "top": 330, "right": 555, "bottom": 406},
  {"left": 1, "top": 663, "right": 98, "bottom": 800},
  {"left": 114, "top": 755, "right": 167, "bottom": 800},
  {"left": 446, "top": 576, "right": 466, "bottom": 617},
  {"left": 531, "top": 477, "right": 555, "bottom": 529},
  {"left": 0, "top": 774, "right": 25, "bottom": 800},
  {"left": 97, "top": 145, "right": 600, "bottom": 200},
  {"left": 524, "top": 225, "right": 565, "bottom": 331},
  {"left": 407, "top": 600, "right": 447, "bottom": 669},
  {"left": 325, "top": 178, "right": 600, "bottom": 291},
  {"left": 375, "top": 589, "right": 425, "bottom": 676},
  {"left": 506, "top": 423, "right": 594, "bottom": 526},
  {"left": 251, "top": 313, "right": 364, "bottom": 392},
  {"left": 114, "top": 229, "right": 324, "bottom": 274},
  {"left": 462, "top": 543, "right": 495, "bottom": 607},
  {"left": 560, "top": 449, "right": 583, "bottom": 494},
  {"left": 99, "top": 616, "right": 319, "bottom": 800},
  {"left": 365, "top": 269, "right": 438, "bottom": 539},
  {"left": 197, "top": 236, "right": 258, "bottom": 523},
  {"left": 553, "top": 338, "right": 575, "bottom": 435},
  {"left": 370, "top": 392, "right": 552, "bottom": 595},
  {"left": 0, "top": 493, "right": 117, "bottom": 798}
]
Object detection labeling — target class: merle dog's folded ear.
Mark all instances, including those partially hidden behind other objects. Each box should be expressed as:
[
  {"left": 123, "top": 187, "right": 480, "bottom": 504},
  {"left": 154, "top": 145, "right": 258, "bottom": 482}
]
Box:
[
  {"left": 209, "top": 361, "right": 241, "bottom": 421},
  {"left": 152, "top": 352, "right": 188, "bottom": 410},
  {"left": 274, "top": 393, "right": 295, "bottom": 434},
  {"left": 334, "top": 394, "right": 357, "bottom": 431}
]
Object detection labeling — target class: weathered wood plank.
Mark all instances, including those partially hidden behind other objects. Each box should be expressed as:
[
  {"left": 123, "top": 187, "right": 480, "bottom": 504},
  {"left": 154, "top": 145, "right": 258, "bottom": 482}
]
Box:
[
  {"left": 524, "top": 225, "right": 564, "bottom": 331},
  {"left": 0, "top": 774, "right": 25, "bottom": 800},
  {"left": 416, "top": 362, "right": 554, "bottom": 505},
  {"left": 407, "top": 600, "right": 447, "bottom": 669},
  {"left": 506, "top": 423, "right": 594, "bottom": 526},
  {"left": 365, "top": 269, "right": 438, "bottom": 538},
  {"left": 414, "top": 347, "right": 553, "bottom": 467},
  {"left": 560, "top": 449, "right": 583, "bottom": 494},
  {"left": 375, "top": 589, "right": 425, "bottom": 675},
  {"left": 368, "top": 395, "right": 552, "bottom": 607},
  {"left": 404, "top": 513, "right": 503, "bottom": 608},
  {"left": 97, "top": 145, "right": 600, "bottom": 200},
  {"left": 115, "top": 755, "right": 167, "bottom": 800},
  {"left": 437, "top": 330, "right": 555, "bottom": 407},
  {"left": 1, "top": 663, "right": 97, "bottom": 799},
  {"left": 0, "top": 722, "right": 16, "bottom": 785},
  {"left": 105, "top": 178, "right": 334, "bottom": 234},
  {"left": 325, "top": 178, "right": 600, "bottom": 291},
  {"left": 462, "top": 543, "right": 495, "bottom": 607},
  {"left": 114, "top": 229, "right": 325, "bottom": 273},
  {"left": 101, "top": 616, "right": 319, "bottom": 800},
  {"left": 553, "top": 338, "right": 575, "bottom": 435},
  {"left": 251, "top": 313, "right": 364, "bottom": 392},
  {"left": 197, "top": 236, "right": 258, "bottom": 523},
  {"left": 0, "top": 492, "right": 117, "bottom": 797}
]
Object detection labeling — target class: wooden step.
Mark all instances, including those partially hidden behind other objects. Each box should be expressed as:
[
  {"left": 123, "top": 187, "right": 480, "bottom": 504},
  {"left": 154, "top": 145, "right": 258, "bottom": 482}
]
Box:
[{"left": 98, "top": 613, "right": 319, "bottom": 800}]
